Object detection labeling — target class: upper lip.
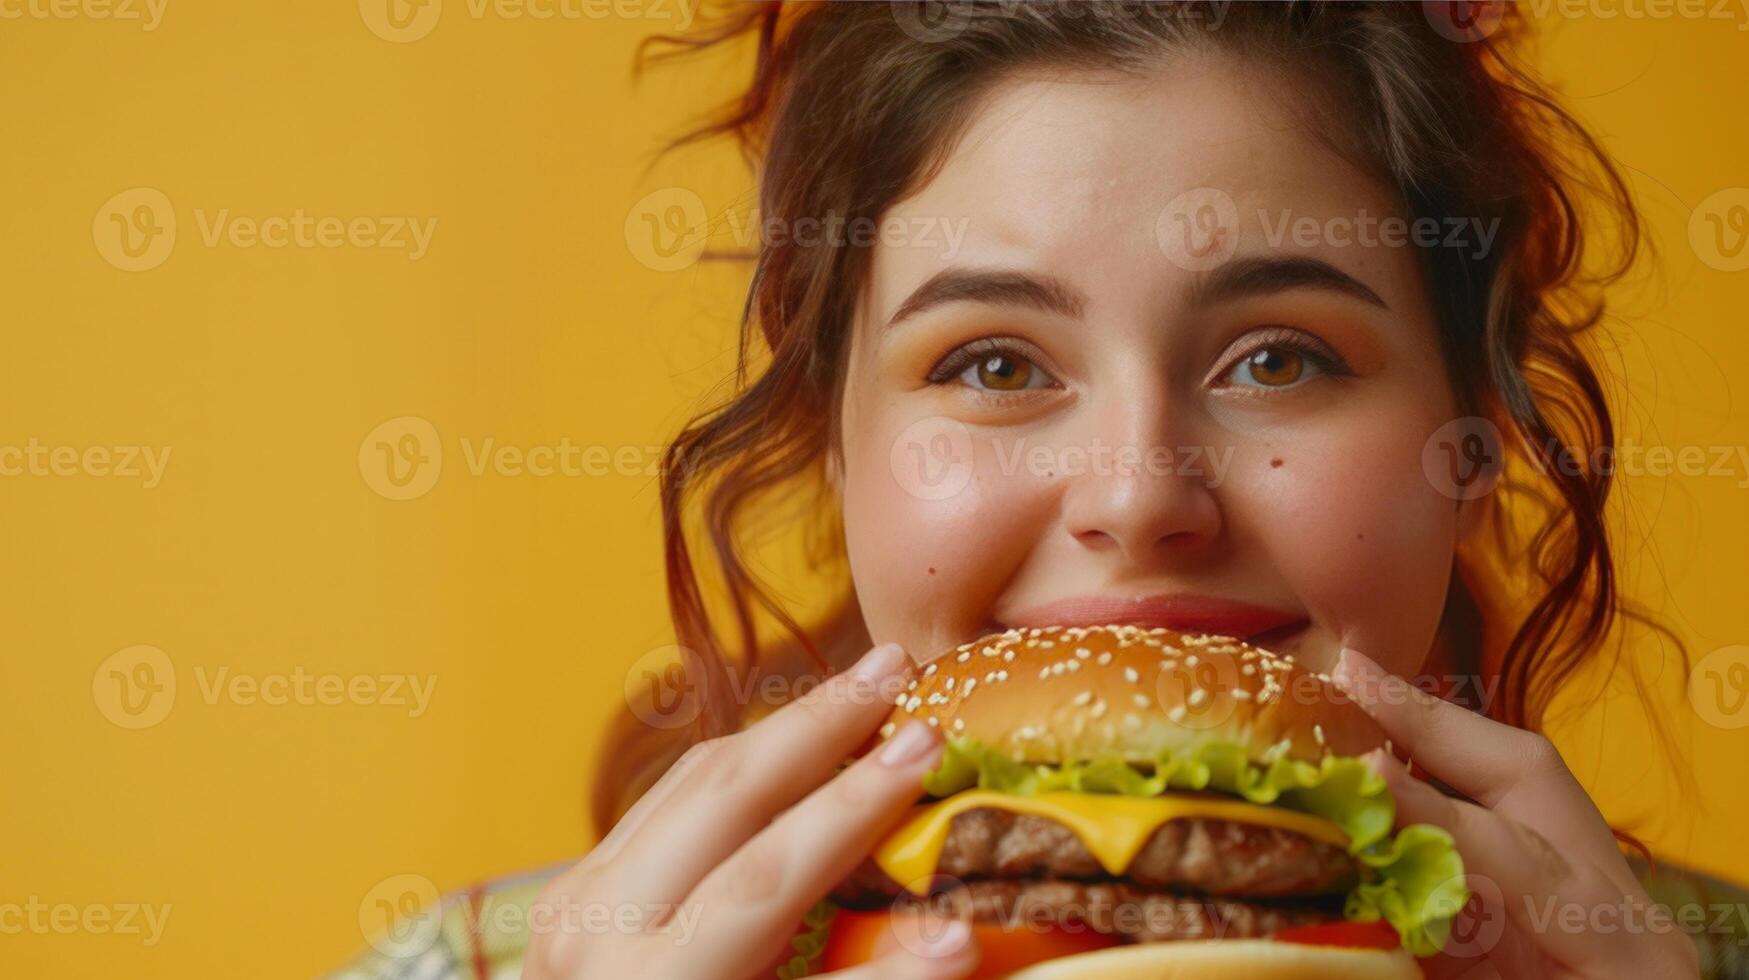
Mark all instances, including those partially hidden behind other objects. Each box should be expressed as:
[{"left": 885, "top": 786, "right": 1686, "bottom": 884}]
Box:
[{"left": 999, "top": 593, "right": 1308, "bottom": 644}]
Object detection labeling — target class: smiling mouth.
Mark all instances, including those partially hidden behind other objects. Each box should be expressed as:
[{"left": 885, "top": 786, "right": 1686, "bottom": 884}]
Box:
[{"left": 998, "top": 593, "right": 1310, "bottom": 647}]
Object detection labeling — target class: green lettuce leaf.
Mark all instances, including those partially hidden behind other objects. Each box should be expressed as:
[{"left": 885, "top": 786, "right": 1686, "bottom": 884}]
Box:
[
  {"left": 922, "top": 737, "right": 1468, "bottom": 957},
  {"left": 775, "top": 899, "right": 837, "bottom": 979}
]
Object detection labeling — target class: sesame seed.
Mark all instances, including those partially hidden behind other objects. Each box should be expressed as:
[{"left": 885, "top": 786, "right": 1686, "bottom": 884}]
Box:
[
  {"left": 1091, "top": 699, "right": 1108, "bottom": 719},
  {"left": 957, "top": 651, "right": 971, "bottom": 663},
  {"left": 1231, "top": 689, "right": 1252, "bottom": 701},
  {"left": 953, "top": 718, "right": 966, "bottom": 733},
  {"left": 1132, "top": 693, "right": 1150, "bottom": 708},
  {"left": 1123, "top": 667, "right": 1139, "bottom": 684},
  {"left": 944, "top": 677, "right": 955, "bottom": 691},
  {"left": 1075, "top": 647, "right": 1092, "bottom": 660},
  {"left": 962, "top": 678, "right": 977, "bottom": 696},
  {"left": 1168, "top": 705, "right": 1186, "bottom": 723},
  {"left": 1072, "top": 691, "right": 1092, "bottom": 706},
  {"left": 1314, "top": 724, "right": 1326, "bottom": 746},
  {"left": 1184, "top": 655, "right": 1199, "bottom": 667},
  {"left": 1003, "top": 650, "right": 1016, "bottom": 663},
  {"left": 1097, "top": 652, "right": 1113, "bottom": 666},
  {"left": 1188, "top": 689, "right": 1208, "bottom": 708},
  {"left": 926, "top": 716, "right": 939, "bottom": 728},
  {"left": 879, "top": 722, "right": 895, "bottom": 737},
  {"left": 923, "top": 663, "right": 937, "bottom": 676}
]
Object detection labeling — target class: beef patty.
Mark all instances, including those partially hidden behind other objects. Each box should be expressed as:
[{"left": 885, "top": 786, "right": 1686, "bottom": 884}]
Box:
[
  {"left": 834, "top": 807, "right": 1356, "bottom": 904},
  {"left": 899, "top": 879, "right": 1343, "bottom": 944}
]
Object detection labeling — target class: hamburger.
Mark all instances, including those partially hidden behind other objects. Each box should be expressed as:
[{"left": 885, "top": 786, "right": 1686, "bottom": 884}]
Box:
[{"left": 783, "top": 624, "right": 1469, "bottom": 979}]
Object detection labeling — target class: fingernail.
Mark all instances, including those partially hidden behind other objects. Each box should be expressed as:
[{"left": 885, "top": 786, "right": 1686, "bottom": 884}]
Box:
[
  {"left": 878, "top": 720, "right": 940, "bottom": 766},
  {"left": 1362, "top": 746, "right": 1394, "bottom": 776},
  {"left": 852, "top": 642, "right": 907, "bottom": 682},
  {"left": 915, "top": 918, "right": 970, "bottom": 957},
  {"left": 1332, "top": 647, "right": 1369, "bottom": 688}
]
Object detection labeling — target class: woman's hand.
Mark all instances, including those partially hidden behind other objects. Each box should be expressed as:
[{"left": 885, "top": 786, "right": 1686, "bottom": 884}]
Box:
[
  {"left": 524, "top": 642, "right": 980, "bottom": 980},
  {"left": 1332, "top": 647, "right": 1699, "bottom": 979}
]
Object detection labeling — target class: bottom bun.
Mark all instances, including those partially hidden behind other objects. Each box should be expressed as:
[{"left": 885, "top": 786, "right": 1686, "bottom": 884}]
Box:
[{"left": 1005, "top": 940, "right": 1423, "bottom": 980}]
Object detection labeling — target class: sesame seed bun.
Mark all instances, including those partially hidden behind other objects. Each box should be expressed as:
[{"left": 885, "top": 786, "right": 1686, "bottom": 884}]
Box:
[
  {"left": 1006, "top": 938, "right": 1422, "bottom": 980},
  {"left": 883, "top": 624, "right": 1386, "bottom": 766}
]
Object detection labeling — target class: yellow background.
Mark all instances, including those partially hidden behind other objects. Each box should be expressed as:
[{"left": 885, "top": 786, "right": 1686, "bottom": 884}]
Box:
[{"left": 3, "top": 5, "right": 1747, "bottom": 977}]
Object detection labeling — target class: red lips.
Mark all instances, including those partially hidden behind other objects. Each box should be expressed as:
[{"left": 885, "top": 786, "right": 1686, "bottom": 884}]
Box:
[{"left": 1001, "top": 593, "right": 1308, "bottom": 645}]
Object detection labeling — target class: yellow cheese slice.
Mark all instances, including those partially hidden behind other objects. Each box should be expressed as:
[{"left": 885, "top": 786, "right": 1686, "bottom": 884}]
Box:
[{"left": 874, "top": 791, "right": 1349, "bottom": 895}]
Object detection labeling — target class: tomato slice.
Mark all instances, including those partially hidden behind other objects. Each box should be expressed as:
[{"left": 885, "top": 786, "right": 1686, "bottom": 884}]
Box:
[
  {"left": 820, "top": 909, "right": 1120, "bottom": 978},
  {"left": 1272, "top": 920, "right": 1401, "bottom": 951}
]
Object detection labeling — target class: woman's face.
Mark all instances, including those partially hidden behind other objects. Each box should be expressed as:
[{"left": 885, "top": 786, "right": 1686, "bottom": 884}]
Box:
[{"left": 836, "top": 52, "right": 1476, "bottom": 678}]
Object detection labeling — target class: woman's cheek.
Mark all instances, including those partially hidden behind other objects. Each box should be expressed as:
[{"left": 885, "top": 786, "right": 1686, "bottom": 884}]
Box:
[
  {"left": 841, "top": 417, "right": 1050, "bottom": 657},
  {"left": 1234, "top": 420, "right": 1459, "bottom": 677}
]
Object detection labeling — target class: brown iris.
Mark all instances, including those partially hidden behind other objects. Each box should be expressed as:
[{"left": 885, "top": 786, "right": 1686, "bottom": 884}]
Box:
[
  {"left": 976, "top": 354, "right": 1033, "bottom": 390},
  {"left": 1244, "top": 348, "right": 1304, "bottom": 387}
]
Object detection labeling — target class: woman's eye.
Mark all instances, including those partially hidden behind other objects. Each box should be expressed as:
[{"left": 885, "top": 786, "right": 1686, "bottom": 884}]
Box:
[
  {"left": 1223, "top": 345, "right": 1329, "bottom": 389},
  {"left": 928, "top": 340, "right": 1057, "bottom": 392},
  {"left": 965, "top": 353, "right": 1044, "bottom": 391}
]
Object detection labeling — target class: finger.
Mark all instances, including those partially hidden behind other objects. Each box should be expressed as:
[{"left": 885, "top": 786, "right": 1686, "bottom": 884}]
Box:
[
  {"left": 601, "top": 643, "right": 914, "bottom": 908},
  {"left": 677, "top": 720, "right": 947, "bottom": 969},
  {"left": 1368, "top": 750, "right": 1652, "bottom": 974},
  {"left": 1333, "top": 646, "right": 1550, "bottom": 807},
  {"left": 820, "top": 919, "right": 979, "bottom": 980},
  {"left": 580, "top": 732, "right": 715, "bottom": 870}
]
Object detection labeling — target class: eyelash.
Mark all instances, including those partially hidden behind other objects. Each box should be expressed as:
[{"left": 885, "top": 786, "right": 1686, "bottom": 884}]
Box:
[
  {"left": 1213, "top": 326, "right": 1352, "bottom": 388},
  {"left": 924, "top": 337, "right": 1052, "bottom": 387}
]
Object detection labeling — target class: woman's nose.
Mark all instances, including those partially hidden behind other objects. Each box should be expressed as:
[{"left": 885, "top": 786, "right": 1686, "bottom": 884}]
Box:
[{"left": 1057, "top": 406, "right": 1223, "bottom": 564}]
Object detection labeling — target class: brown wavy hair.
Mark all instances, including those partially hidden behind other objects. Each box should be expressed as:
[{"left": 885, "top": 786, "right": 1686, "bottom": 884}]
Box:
[{"left": 591, "top": 0, "right": 1683, "bottom": 841}]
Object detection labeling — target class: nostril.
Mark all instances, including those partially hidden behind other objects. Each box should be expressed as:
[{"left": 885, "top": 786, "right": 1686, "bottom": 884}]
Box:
[{"left": 1074, "top": 528, "right": 1118, "bottom": 551}]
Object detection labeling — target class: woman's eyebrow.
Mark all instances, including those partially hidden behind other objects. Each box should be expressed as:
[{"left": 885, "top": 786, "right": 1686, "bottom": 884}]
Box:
[
  {"left": 884, "top": 268, "right": 1087, "bottom": 331},
  {"left": 1192, "top": 255, "right": 1389, "bottom": 310},
  {"left": 882, "top": 255, "right": 1385, "bottom": 332}
]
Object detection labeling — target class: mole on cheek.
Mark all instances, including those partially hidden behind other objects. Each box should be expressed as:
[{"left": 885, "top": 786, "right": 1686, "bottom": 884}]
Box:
[
  {"left": 928, "top": 566, "right": 937, "bottom": 575},
  {"left": 1270, "top": 458, "right": 1284, "bottom": 469}
]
